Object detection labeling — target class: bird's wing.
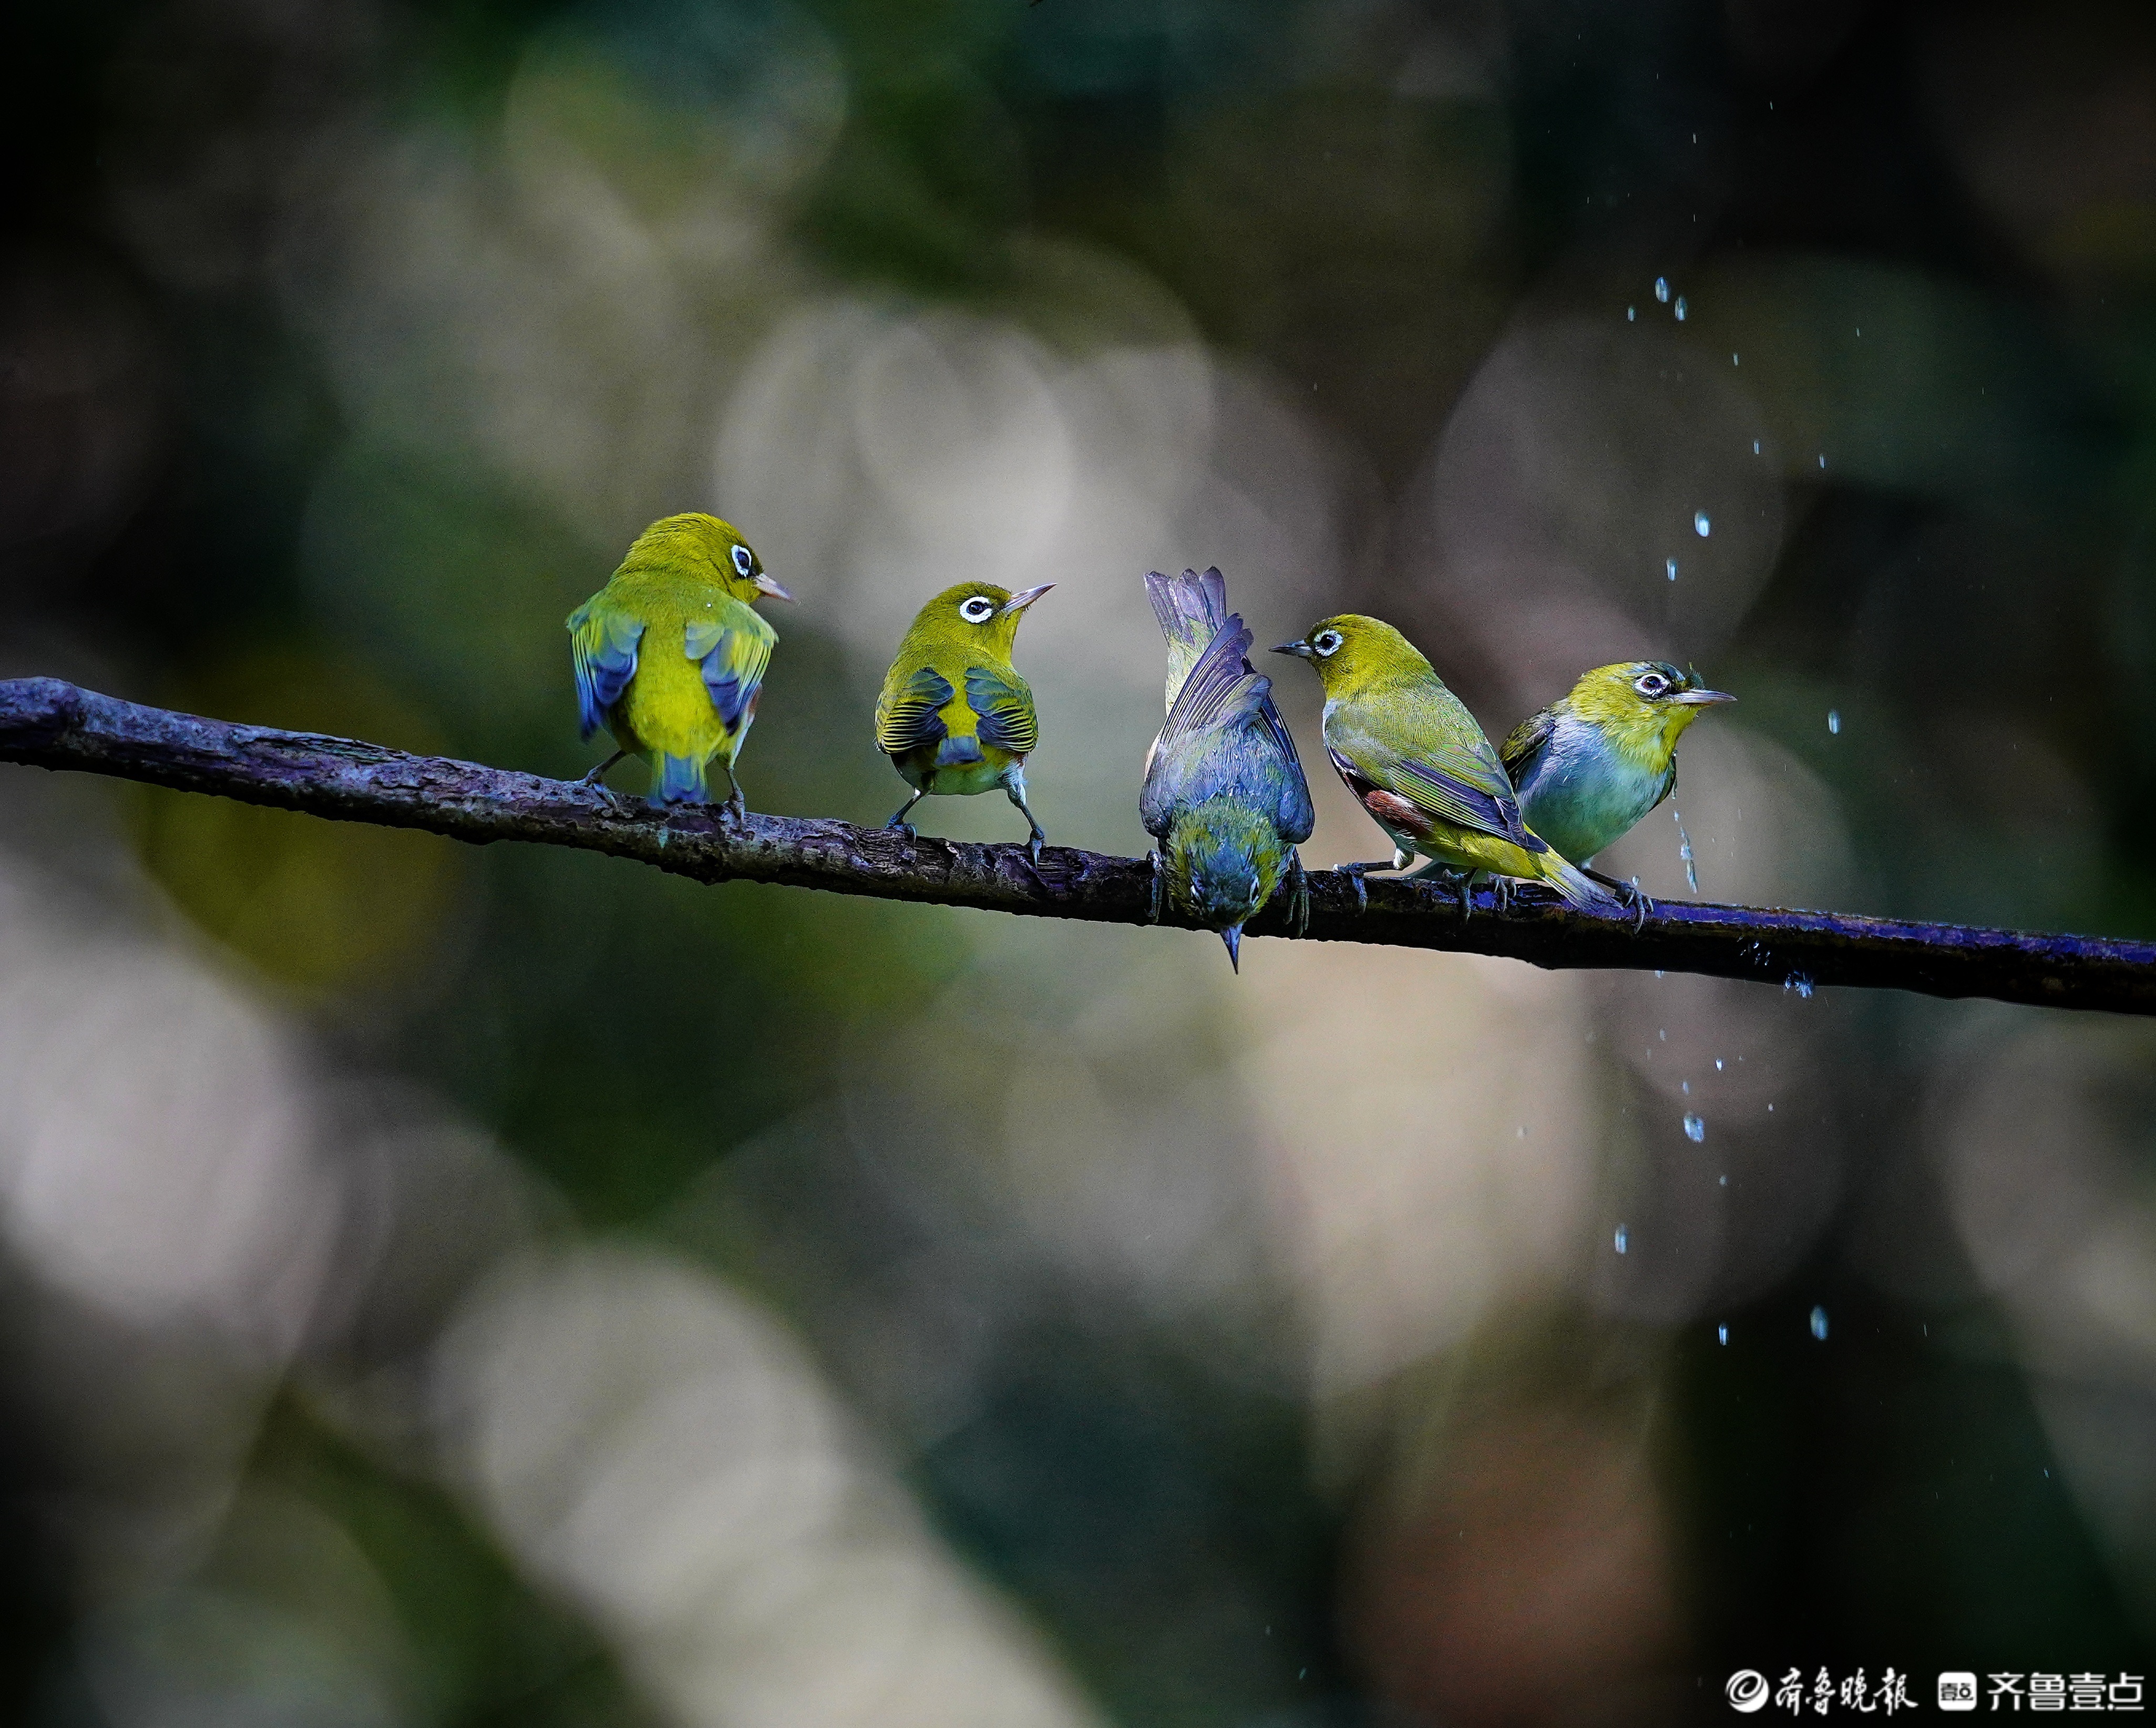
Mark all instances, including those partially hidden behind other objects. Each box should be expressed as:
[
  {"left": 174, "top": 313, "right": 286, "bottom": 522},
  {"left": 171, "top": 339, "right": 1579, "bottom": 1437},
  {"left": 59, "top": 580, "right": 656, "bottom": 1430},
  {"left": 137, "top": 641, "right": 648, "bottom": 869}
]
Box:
[
  {"left": 685, "top": 604, "right": 777, "bottom": 730},
  {"left": 1144, "top": 567, "right": 1231, "bottom": 710},
  {"left": 964, "top": 663, "right": 1038, "bottom": 755},
  {"left": 568, "top": 597, "right": 645, "bottom": 740},
  {"left": 875, "top": 663, "right": 954, "bottom": 754},
  {"left": 1139, "top": 614, "right": 1316, "bottom": 843},
  {"left": 1498, "top": 704, "right": 1557, "bottom": 785},
  {"left": 1337, "top": 705, "right": 1545, "bottom": 853}
]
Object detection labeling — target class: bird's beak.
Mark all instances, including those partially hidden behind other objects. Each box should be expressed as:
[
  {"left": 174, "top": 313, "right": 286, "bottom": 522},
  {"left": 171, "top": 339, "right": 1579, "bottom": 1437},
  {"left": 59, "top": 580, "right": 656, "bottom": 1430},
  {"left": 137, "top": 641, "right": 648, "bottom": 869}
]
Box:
[
  {"left": 1001, "top": 584, "right": 1053, "bottom": 616},
  {"left": 1270, "top": 640, "right": 1313, "bottom": 659},
  {"left": 1220, "top": 925, "right": 1243, "bottom": 972},
  {"left": 754, "top": 573, "right": 794, "bottom": 603},
  {"left": 1670, "top": 688, "right": 1736, "bottom": 706}
]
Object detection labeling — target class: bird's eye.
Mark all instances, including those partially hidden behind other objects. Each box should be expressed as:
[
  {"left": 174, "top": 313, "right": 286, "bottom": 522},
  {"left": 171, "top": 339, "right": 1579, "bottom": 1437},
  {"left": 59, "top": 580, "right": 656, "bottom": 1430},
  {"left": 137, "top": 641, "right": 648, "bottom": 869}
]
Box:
[
  {"left": 1635, "top": 673, "right": 1668, "bottom": 697},
  {"left": 1313, "top": 630, "right": 1343, "bottom": 657},
  {"left": 959, "top": 596, "right": 996, "bottom": 623},
  {"left": 732, "top": 545, "right": 754, "bottom": 576}
]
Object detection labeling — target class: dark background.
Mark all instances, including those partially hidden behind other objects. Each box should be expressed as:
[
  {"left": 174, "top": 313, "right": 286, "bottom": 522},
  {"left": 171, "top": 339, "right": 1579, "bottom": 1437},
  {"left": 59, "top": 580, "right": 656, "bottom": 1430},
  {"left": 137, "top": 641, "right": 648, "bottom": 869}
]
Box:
[{"left": 4, "top": 1, "right": 2154, "bottom": 1723}]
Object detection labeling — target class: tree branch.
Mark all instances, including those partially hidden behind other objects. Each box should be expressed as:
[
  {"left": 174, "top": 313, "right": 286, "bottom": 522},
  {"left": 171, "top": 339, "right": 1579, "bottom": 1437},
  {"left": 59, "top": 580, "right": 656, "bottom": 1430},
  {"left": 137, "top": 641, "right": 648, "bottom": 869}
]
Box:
[{"left": 3, "top": 677, "right": 2151, "bottom": 1015}]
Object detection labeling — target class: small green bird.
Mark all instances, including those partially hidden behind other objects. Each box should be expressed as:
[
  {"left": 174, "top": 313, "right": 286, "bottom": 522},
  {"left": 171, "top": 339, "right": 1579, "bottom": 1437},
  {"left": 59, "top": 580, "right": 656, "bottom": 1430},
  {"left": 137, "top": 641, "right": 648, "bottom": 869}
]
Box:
[
  {"left": 1272, "top": 614, "right": 1622, "bottom": 917},
  {"left": 1499, "top": 659, "right": 1734, "bottom": 888},
  {"left": 876, "top": 581, "right": 1053, "bottom": 860},
  {"left": 568, "top": 512, "right": 792, "bottom": 812},
  {"left": 1139, "top": 567, "right": 1315, "bottom": 971}
]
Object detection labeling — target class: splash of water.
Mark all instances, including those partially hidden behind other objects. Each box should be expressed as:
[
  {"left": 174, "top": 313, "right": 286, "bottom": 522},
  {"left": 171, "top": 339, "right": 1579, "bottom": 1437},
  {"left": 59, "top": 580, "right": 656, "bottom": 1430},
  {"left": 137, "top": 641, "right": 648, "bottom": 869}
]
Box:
[{"left": 1683, "top": 1113, "right": 1706, "bottom": 1143}]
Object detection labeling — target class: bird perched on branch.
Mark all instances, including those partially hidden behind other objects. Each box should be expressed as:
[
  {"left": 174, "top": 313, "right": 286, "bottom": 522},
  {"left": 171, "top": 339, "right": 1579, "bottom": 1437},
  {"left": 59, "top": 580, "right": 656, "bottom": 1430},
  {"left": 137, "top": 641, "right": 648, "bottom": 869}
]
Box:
[
  {"left": 567, "top": 513, "right": 792, "bottom": 812},
  {"left": 1500, "top": 660, "right": 1734, "bottom": 895},
  {"left": 876, "top": 581, "right": 1053, "bottom": 861},
  {"left": 1272, "top": 615, "right": 1623, "bottom": 917},
  {"left": 1138, "top": 568, "right": 1315, "bottom": 971}
]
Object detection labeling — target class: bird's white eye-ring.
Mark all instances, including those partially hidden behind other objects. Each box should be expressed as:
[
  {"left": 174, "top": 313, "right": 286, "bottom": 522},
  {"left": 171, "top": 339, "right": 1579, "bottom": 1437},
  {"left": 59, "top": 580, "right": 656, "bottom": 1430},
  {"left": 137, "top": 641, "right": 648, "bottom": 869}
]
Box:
[
  {"left": 1313, "top": 630, "right": 1343, "bottom": 658},
  {"left": 732, "top": 544, "right": 754, "bottom": 576},
  {"left": 1635, "top": 672, "right": 1670, "bottom": 697},
  {"left": 959, "top": 595, "right": 997, "bottom": 623}
]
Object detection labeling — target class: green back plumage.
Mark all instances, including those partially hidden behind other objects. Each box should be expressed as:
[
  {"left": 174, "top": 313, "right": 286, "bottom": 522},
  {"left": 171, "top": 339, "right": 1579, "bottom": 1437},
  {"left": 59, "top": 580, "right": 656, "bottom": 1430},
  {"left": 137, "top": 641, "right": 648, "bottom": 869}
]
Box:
[{"left": 566, "top": 512, "right": 787, "bottom": 806}]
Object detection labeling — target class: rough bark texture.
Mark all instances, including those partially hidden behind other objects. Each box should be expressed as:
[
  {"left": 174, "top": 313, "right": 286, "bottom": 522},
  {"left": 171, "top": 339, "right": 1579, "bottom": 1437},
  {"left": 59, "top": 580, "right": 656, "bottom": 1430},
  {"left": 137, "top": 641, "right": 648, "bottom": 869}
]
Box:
[{"left": 5, "top": 676, "right": 2152, "bottom": 1014}]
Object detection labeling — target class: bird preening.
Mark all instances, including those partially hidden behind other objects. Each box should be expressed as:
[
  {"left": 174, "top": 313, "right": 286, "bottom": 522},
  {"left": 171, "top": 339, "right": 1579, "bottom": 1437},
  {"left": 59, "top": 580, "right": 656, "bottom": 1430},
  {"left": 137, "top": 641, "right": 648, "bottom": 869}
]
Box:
[{"left": 568, "top": 517, "right": 1733, "bottom": 969}]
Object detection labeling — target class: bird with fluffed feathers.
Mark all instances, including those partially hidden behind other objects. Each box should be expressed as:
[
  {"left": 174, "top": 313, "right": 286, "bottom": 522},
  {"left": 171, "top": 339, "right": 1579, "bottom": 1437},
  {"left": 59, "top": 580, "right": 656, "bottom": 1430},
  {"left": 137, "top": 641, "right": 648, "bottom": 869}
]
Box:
[{"left": 567, "top": 513, "right": 792, "bottom": 813}]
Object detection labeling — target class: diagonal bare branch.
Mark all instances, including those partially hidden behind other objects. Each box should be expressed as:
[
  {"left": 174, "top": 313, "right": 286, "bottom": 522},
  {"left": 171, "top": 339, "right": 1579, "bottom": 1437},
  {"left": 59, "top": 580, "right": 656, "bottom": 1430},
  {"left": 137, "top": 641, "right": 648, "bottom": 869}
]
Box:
[{"left": 3, "top": 677, "right": 2152, "bottom": 1014}]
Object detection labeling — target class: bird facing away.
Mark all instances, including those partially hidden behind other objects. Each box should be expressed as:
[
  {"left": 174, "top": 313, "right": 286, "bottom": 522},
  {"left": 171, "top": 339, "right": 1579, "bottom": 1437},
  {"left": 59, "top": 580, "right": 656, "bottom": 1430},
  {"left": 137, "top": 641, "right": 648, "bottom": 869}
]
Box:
[
  {"left": 1272, "top": 614, "right": 1623, "bottom": 917},
  {"left": 1500, "top": 660, "right": 1734, "bottom": 873},
  {"left": 1138, "top": 567, "right": 1316, "bottom": 971},
  {"left": 567, "top": 513, "right": 792, "bottom": 812},
  {"left": 876, "top": 581, "right": 1053, "bottom": 861}
]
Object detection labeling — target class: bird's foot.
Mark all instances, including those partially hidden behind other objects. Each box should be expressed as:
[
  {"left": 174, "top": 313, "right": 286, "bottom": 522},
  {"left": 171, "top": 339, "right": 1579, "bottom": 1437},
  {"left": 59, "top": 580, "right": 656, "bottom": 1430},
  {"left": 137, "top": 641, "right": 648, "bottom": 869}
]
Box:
[
  {"left": 885, "top": 819, "right": 918, "bottom": 841},
  {"left": 1492, "top": 875, "right": 1515, "bottom": 914},
  {"left": 1587, "top": 867, "right": 1651, "bottom": 934},
  {"left": 1285, "top": 852, "right": 1310, "bottom": 936},
  {"left": 1024, "top": 829, "right": 1046, "bottom": 872},
  {"left": 721, "top": 789, "right": 748, "bottom": 822}
]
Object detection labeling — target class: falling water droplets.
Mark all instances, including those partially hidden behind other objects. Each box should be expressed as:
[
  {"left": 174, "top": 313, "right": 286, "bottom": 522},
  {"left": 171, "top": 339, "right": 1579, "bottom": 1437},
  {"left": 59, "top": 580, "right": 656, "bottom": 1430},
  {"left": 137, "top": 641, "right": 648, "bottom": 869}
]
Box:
[
  {"left": 1714, "top": 1058, "right": 1724, "bottom": 1071},
  {"left": 1752, "top": 439, "right": 1761, "bottom": 455},
  {"left": 1827, "top": 709, "right": 1841, "bottom": 735},
  {"left": 1693, "top": 510, "right": 1710, "bottom": 537},
  {"left": 1717, "top": 1324, "right": 1729, "bottom": 1345},
  {"left": 1675, "top": 295, "right": 1688, "bottom": 321},
  {"left": 1672, "top": 804, "right": 1699, "bottom": 892},
  {"left": 1810, "top": 1305, "right": 1830, "bottom": 1341},
  {"left": 1784, "top": 974, "right": 1815, "bottom": 999},
  {"left": 1614, "top": 1225, "right": 1629, "bottom": 1255},
  {"left": 1627, "top": 305, "right": 1637, "bottom": 321},
  {"left": 1666, "top": 556, "right": 1678, "bottom": 581},
  {"left": 1683, "top": 1113, "right": 1706, "bottom": 1143},
  {"left": 1654, "top": 277, "right": 1669, "bottom": 303}
]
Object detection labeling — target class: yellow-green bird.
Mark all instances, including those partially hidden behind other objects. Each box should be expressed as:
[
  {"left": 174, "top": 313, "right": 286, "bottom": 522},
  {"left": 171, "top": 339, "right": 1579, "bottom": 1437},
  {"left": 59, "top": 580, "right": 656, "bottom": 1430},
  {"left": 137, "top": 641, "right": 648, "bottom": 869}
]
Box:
[
  {"left": 1499, "top": 660, "right": 1734, "bottom": 894},
  {"left": 1272, "top": 615, "right": 1622, "bottom": 917},
  {"left": 876, "top": 581, "right": 1053, "bottom": 861},
  {"left": 567, "top": 513, "right": 792, "bottom": 812}
]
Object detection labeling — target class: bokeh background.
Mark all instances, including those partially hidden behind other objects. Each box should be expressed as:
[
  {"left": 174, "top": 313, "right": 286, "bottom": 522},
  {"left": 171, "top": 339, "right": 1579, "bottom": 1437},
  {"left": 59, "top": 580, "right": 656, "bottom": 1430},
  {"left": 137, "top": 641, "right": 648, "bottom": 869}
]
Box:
[{"left": 5, "top": 0, "right": 2156, "bottom": 1722}]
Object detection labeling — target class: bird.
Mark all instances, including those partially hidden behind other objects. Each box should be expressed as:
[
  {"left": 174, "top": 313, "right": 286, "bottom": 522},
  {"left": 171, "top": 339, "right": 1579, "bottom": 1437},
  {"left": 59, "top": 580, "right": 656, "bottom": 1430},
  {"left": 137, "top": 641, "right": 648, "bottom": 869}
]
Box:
[
  {"left": 1499, "top": 659, "right": 1734, "bottom": 901},
  {"left": 1271, "top": 614, "right": 1623, "bottom": 917},
  {"left": 1138, "top": 567, "right": 1315, "bottom": 971},
  {"left": 876, "top": 581, "right": 1053, "bottom": 861},
  {"left": 567, "top": 512, "right": 792, "bottom": 813}
]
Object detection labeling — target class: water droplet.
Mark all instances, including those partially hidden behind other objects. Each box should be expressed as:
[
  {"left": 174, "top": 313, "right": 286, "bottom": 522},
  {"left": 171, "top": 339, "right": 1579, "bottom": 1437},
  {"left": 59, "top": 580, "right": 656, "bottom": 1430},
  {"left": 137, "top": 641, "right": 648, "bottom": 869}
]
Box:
[
  {"left": 1655, "top": 969, "right": 1665, "bottom": 979},
  {"left": 1627, "top": 306, "right": 1636, "bottom": 321},
  {"left": 1827, "top": 709, "right": 1840, "bottom": 735},
  {"left": 1693, "top": 510, "right": 1710, "bottom": 537},
  {"left": 1615, "top": 1225, "right": 1629, "bottom": 1254},
  {"left": 1783, "top": 974, "right": 1814, "bottom": 999},
  {"left": 1672, "top": 804, "right": 1699, "bottom": 892},
  {"left": 1654, "top": 277, "right": 1669, "bottom": 303},
  {"left": 1681, "top": 1079, "right": 1691, "bottom": 1094},
  {"left": 1752, "top": 439, "right": 1761, "bottom": 454},
  {"left": 1516, "top": 1124, "right": 1526, "bottom": 1137},
  {"left": 1666, "top": 556, "right": 1678, "bottom": 580},
  {"left": 1717, "top": 1324, "right": 1729, "bottom": 1345},
  {"left": 1810, "top": 1305, "right": 1829, "bottom": 1341},
  {"left": 1768, "top": 1103, "right": 1774, "bottom": 1113},
  {"left": 1659, "top": 1028, "right": 1667, "bottom": 1041},
  {"left": 1718, "top": 1173, "right": 1728, "bottom": 1185},
  {"left": 1683, "top": 1112, "right": 1706, "bottom": 1143},
  {"left": 1675, "top": 295, "right": 1688, "bottom": 321},
  {"left": 1732, "top": 352, "right": 1740, "bottom": 365},
  {"left": 1818, "top": 453, "right": 1826, "bottom": 468},
  {"left": 1714, "top": 1058, "right": 1724, "bottom": 1071}
]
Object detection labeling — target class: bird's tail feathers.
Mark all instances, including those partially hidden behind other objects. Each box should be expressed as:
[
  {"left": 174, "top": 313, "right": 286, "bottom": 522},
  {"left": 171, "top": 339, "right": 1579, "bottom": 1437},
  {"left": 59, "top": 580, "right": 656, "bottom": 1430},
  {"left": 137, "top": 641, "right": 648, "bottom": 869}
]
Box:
[
  {"left": 1146, "top": 567, "right": 1231, "bottom": 708},
  {"left": 652, "top": 753, "right": 707, "bottom": 806},
  {"left": 1538, "top": 851, "right": 1626, "bottom": 918}
]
